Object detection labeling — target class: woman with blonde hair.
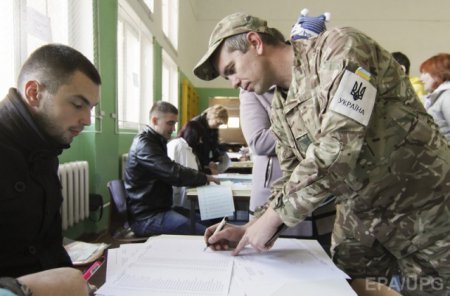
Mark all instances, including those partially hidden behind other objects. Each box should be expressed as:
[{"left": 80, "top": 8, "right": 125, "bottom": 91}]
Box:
[
  {"left": 420, "top": 53, "right": 450, "bottom": 143},
  {"left": 192, "top": 105, "right": 230, "bottom": 174}
]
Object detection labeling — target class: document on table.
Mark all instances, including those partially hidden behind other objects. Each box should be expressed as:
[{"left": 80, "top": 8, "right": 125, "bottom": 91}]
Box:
[
  {"left": 63, "top": 239, "right": 109, "bottom": 265},
  {"left": 232, "top": 239, "right": 353, "bottom": 296},
  {"left": 197, "top": 184, "right": 235, "bottom": 220},
  {"left": 96, "top": 236, "right": 233, "bottom": 296},
  {"left": 105, "top": 243, "right": 149, "bottom": 281},
  {"left": 96, "top": 235, "right": 356, "bottom": 296},
  {"left": 217, "top": 173, "right": 252, "bottom": 183}
]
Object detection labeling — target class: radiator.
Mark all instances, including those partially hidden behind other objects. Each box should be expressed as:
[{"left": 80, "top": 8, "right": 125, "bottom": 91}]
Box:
[{"left": 58, "top": 161, "right": 89, "bottom": 230}]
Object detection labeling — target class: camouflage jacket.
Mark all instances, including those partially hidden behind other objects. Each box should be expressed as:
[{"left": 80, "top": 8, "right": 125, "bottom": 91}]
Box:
[{"left": 262, "top": 27, "right": 450, "bottom": 258}]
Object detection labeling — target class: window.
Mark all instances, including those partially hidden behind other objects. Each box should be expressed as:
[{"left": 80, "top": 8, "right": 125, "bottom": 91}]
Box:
[
  {"left": 162, "top": 50, "right": 179, "bottom": 109},
  {"left": 161, "top": 0, "right": 178, "bottom": 49},
  {"left": 0, "top": 0, "right": 94, "bottom": 101},
  {"left": 117, "top": 0, "right": 154, "bottom": 131},
  {"left": 0, "top": 1, "right": 16, "bottom": 96},
  {"left": 143, "top": 0, "right": 154, "bottom": 12},
  {"left": 209, "top": 97, "right": 246, "bottom": 145}
]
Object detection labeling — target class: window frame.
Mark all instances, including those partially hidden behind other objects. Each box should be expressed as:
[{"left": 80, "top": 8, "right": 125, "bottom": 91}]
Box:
[{"left": 117, "top": 0, "right": 154, "bottom": 133}]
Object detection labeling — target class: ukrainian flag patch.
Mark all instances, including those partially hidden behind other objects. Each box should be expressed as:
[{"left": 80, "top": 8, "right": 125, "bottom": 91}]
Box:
[{"left": 355, "top": 67, "right": 371, "bottom": 81}]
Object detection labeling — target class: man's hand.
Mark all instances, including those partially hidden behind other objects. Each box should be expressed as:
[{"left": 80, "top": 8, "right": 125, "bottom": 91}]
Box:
[
  {"left": 204, "top": 222, "right": 248, "bottom": 251},
  {"left": 232, "top": 207, "right": 283, "bottom": 255},
  {"left": 18, "top": 267, "right": 90, "bottom": 296},
  {"left": 208, "top": 161, "right": 219, "bottom": 175}
]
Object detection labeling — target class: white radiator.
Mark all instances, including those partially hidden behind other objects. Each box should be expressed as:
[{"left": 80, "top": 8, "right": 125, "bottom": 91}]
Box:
[{"left": 58, "top": 161, "right": 89, "bottom": 230}]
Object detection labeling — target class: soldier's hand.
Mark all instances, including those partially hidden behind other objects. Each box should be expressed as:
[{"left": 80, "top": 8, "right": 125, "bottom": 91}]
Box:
[
  {"left": 204, "top": 222, "right": 246, "bottom": 251},
  {"left": 232, "top": 208, "right": 283, "bottom": 255}
]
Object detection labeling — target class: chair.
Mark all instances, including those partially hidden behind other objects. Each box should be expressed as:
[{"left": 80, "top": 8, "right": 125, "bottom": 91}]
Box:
[{"left": 107, "top": 179, "right": 149, "bottom": 243}]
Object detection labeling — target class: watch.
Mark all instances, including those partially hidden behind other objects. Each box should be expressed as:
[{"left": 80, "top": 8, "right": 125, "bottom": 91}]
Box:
[{"left": 0, "top": 278, "right": 32, "bottom": 296}]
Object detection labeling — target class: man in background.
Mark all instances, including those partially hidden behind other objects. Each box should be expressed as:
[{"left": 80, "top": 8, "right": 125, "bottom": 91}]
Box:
[
  {"left": 124, "top": 101, "right": 218, "bottom": 236},
  {"left": 0, "top": 43, "right": 101, "bottom": 285}
]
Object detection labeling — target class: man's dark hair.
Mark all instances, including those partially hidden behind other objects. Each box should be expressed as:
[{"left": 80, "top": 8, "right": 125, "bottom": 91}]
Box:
[
  {"left": 150, "top": 101, "right": 178, "bottom": 119},
  {"left": 17, "top": 43, "right": 101, "bottom": 96},
  {"left": 392, "top": 51, "right": 411, "bottom": 75},
  {"left": 178, "top": 121, "right": 206, "bottom": 155}
]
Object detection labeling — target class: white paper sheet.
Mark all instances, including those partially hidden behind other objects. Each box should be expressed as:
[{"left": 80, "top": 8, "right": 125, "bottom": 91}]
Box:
[
  {"left": 97, "top": 236, "right": 233, "bottom": 296},
  {"left": 64, "top": 240, "right": 109, "bottom": 265},
  {"left": 233, "top": 239, "right": 352, "bottom": 296},
  {"left": 197, "top": 184, "right": 235, "bottom": 220}
]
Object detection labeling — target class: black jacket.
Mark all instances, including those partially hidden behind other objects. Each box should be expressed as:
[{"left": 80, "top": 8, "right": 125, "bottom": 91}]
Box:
[
  {"left": 0, "top": 89, "right": 72, "bottom": 277},
  {"left": 191, "top": 114, "right": 225, "bottom": 167},
  {"left": 124, "top": 126, "right": 208, "bottom": 221}
]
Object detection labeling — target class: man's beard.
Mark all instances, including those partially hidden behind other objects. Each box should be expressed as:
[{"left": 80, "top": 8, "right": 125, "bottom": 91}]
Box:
[{"left": 32, "top": 111, "right": 68, "bottom": 145}]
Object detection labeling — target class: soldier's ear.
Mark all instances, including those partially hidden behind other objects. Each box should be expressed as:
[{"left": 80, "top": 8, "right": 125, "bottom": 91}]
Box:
[{"left": 246, "top": 32, "right": 264, "bottom": 54}]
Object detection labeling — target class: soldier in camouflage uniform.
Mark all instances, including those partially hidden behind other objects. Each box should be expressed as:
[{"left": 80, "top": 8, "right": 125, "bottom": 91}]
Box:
[{"left": 194, "top": 12, "right": 450, "bottom": 295}]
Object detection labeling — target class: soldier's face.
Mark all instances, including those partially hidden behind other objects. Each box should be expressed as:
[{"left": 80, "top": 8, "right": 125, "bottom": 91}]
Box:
[{"left": 214, "top": 43, "right": 272, "bottom": 95}]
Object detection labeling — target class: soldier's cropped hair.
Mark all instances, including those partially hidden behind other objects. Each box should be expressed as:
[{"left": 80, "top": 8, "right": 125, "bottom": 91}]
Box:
[
  {"left": 222, "top": 28, "right": 286, "bottom": 54},
  {"left": 150, "top": 101, "right": 178, "bottom": 119},
  {"left": 17, "top": 43, "right": 101, "bottom": 97}
]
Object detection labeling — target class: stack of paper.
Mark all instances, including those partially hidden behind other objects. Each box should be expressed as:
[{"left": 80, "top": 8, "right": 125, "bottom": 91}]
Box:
[
  {"left": 96, "top": 236, "right": 233, "bottom": 296},
  {"left": 64, "top": 240, "right": 109, "bottom": 265},
  {"left": 96, "top": 235, "right": 356, "bottom": 296}
]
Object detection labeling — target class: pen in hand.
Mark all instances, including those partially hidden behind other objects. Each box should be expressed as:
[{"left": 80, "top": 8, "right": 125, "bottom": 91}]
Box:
[
  {"left": 264, "top": 224, "right": 286, "bottom": 248},
  {"left": 204, "top": 216, "right": 227, "bottom": 251}
]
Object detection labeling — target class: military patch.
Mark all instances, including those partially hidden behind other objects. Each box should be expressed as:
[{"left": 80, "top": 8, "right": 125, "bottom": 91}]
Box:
[
  {"left": 329, "top": 69, "right": 376, "bottom": 126},
  {"left": 295, "top": 133, "right": 312, "bottom": 153},
  {"left": 355, "top": 67, "right": 371, "bottom": 81}
]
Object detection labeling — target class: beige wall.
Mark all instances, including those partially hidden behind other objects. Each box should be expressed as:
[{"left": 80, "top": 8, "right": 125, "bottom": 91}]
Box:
[{"left": 181, "top": 0, "right": 450, "bottom": 88}]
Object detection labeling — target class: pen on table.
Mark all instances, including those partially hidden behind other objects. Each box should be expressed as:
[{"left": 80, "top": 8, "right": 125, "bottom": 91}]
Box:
[
  {"left": 83, "top": 257, "right": 104, "bottom": 280},
  {"left": 264, "top": 224, "right": 286, "bottom": 248},
  {"left": 204, "top": 216, "right": 227, "bottom": 251}
]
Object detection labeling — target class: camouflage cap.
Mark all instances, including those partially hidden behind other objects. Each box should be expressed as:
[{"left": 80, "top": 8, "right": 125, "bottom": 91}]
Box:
[{"left": 193, "top": 12, "right": 272, "bottom": 81}]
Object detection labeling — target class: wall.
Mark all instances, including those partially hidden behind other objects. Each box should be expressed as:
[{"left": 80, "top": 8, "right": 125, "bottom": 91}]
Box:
[
  {"left": 196, "top": 87, "right": 239, "bottom": 111},
  {"left": 184, "top": 0, "right": 450, "bottom": 89}
]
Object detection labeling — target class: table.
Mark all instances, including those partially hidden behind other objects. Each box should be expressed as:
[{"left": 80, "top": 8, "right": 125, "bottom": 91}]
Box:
[
  {"left": 226, "top": 160, "right": 253, "bottom": 174},
  {"left": 186, "top": 187, "right": 251, "bottom": 234},
  {"left": 84, "top": 237, "right": 397, "bottom": 296}
]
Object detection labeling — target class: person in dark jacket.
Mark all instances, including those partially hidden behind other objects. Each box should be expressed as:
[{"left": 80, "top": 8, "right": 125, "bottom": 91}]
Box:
[
  {"left": 124, "top": 101, "right": 218, "bottom": 236},
  {"left": 0, "top": 44, "right": 101, "bottom": 278},
  {"left": 191, "top": 105, "right": 230, "bottom": 174}
]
